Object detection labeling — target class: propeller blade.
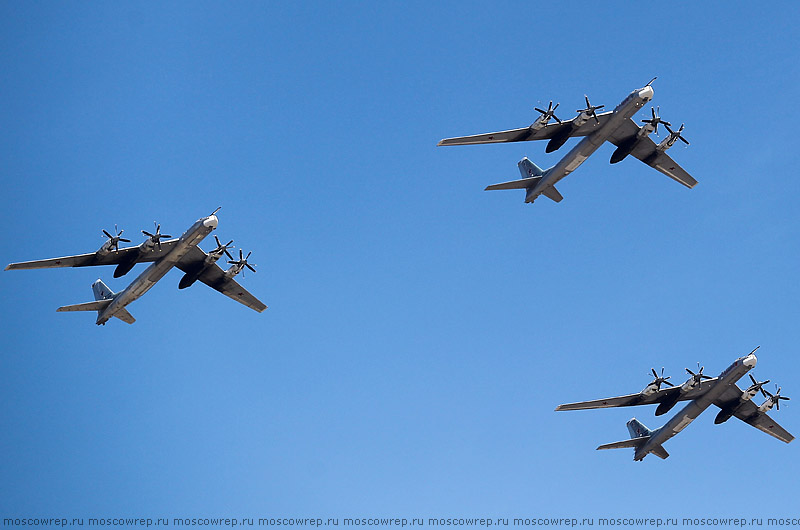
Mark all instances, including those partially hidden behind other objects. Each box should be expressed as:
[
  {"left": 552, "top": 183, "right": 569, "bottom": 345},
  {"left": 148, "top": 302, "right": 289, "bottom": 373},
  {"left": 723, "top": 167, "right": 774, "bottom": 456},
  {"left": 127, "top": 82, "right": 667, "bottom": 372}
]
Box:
[
  {"left": 103, "top": 229, "right": 113, "bottom": 238},
  {"left": 119, "top": 238, "right": 131, "bottom": 243},
  {"left": 246, "top": 263, "right": 256, "bottom": 273},
  {"left": 534, "top": 107, "right": 547, "bottom": 114},
  {"left": 224, "top": 249, "right": 234, "bottom": 260}
]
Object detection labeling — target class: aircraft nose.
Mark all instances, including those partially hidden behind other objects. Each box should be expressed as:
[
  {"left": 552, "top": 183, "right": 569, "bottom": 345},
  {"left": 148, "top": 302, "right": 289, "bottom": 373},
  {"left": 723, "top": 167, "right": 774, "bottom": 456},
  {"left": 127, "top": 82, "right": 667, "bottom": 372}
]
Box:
[
  {"left": 638, "top": 85, "right": 654, "bottom": 101},
  {"left": 743, "top": 354, "right": 757, "bottom": 368},
  {"left": 203, "top": 215, "right": 219, "bottom": 229}
]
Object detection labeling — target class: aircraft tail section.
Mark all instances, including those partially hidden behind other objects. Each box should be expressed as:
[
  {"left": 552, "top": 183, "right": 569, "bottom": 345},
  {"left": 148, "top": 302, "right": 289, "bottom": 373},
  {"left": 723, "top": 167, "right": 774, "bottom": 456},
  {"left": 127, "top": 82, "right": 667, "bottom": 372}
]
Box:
[
  {"left": 485, "top": 157, "right": 561, "bottom": 203},
  {"left": 57, "top": 279, "right": 135, "bottom": 325},
  {"left": 597, "top": 418, "right": 669, "bottom": 460}
]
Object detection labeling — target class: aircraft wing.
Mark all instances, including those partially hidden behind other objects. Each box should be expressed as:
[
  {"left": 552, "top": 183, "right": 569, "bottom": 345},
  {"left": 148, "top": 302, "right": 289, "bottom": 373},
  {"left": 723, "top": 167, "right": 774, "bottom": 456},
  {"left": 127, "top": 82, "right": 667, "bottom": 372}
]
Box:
[
  {"left": 438, "top": 112, "right": 614, "bottom": 146},
  {"left": 607, "top": 119, "right": 697, "bottom": 188},
  {"left": 556, "top": 379, "right": 718, "bottom": 411},
  {"left": 713, "top": 384, "right": 795, "bottom": 443},
  {"left": 175, "top": 247, "right": 267, "bottom": 313},
  {"left": 5, "top": 240, "right": 181, "bottom": 270}
]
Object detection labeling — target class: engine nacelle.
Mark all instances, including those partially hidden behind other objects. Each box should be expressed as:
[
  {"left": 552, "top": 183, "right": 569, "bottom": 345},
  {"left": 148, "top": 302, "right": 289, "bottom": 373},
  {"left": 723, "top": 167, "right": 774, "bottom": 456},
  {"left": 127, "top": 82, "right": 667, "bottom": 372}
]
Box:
[
  {"left": 655, "top": 398, "right": 679, "bottom": 416},
  {"left": 714, "top": 408, "right": 734, "bottom": 424},
  {"left": 758, "top": 397, "right": 776, "bottom": 414}
]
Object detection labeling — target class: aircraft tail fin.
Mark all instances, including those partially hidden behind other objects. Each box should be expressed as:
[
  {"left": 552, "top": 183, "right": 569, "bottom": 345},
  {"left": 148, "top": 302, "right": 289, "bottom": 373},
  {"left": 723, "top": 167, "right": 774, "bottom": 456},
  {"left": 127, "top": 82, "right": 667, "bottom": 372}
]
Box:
[
  {"left": 517, "top": 157, "right": 545, "bottom": 179},
  {"left": 627, "top": 418, "right": 653, "bottom": 438},
  {"left": 92, "top": 279, "right": 115, "bottom": 300}
]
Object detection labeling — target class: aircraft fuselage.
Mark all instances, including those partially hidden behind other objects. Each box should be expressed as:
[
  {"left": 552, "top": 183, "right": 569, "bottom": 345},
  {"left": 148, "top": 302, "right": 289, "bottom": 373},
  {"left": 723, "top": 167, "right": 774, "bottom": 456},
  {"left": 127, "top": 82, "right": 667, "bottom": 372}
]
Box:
[
  {"left": 634, "top": 353, "right": 758, "bottom": 461},
  {"left": 96, "top": 215, "right": 218, "bottom": 324},
  {"left": 526, "top": 86, "right": 654, "bottom": 203}
]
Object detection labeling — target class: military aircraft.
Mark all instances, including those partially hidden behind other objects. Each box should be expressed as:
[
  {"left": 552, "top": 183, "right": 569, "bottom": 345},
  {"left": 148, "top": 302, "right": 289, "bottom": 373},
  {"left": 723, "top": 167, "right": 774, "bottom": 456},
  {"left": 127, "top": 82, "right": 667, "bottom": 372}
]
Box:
[
  {"left": 555, "top": 348, "right": 793, "bottom": 461},
  {"left": 437, "top": 79, "right": 697, "bottom": 204},
  {"left": 5, "top": 209, "right": 267, "bottom": 325}
]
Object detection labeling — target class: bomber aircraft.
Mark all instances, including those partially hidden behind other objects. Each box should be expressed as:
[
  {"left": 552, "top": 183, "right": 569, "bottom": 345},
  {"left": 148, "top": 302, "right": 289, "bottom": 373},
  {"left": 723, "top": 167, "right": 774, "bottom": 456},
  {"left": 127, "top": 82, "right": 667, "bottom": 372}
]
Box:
[
  {"left": 5, "top": 209, "right": 267, "bottom": 325},
  {"left": 437, "top": 79, "right": 697, "bottom": 204},
  {"left": 555, "top": 348, "right": 793, "bottom": 461}
]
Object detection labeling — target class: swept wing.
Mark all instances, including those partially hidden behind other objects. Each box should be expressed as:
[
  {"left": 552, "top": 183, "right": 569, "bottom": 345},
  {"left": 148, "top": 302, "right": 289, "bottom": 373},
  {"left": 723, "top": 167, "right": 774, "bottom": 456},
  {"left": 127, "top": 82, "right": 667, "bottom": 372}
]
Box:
[
  {"left": 556, "top": 379, "right": 718, "bottom": 411},
  {"left": 607, "top": 119, "right": 697, "bottom": 189},
  {"left": 175, "top": 247, "right": 267, "bottom": 313},
  {"left": 438, "top": 112, "right": 614, "bottom": 146},
  {"left": 713, "top": 384, "right": 795, "bottom": 443},
  {"left": 5, "top": 240, "right": 180, "bottom": 270}
]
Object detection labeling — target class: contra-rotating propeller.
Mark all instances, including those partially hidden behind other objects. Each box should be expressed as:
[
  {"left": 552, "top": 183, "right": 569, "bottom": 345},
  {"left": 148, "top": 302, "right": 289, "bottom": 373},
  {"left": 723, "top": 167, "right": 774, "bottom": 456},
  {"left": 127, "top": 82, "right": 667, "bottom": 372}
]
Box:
[
  {"left": 641, "top": 106, "right": 671, "bottom": 135},
  {"left": 686, "top": 363, "right": 713, "bottom": 385},
  {"left": 213, "top": 235, "right": 234, "bottom": 260},
  {"left": 228, "top": 249, "right": 257, "bottom": 276},
  {"left": 649, "top": 367, "right": 674, "bottom": 390},
  {"left": 102, "top": 225, "right": 131, "bottom": 251},
  {"left": 763, "top": 385, "right": 791, "bottom": 410},
  {"left": 746, "top": 374, "right": 771, "bottom": 397},
  {"left": 534, "top": 101, "right": 561, "bottom": 124},
  {"left": 142, "top": 222, "right": 172, "bottom": 250},
  {"left": 577, "top": 95, "right": 604, "bottom": 123},
  {"left": 664, "top": 123, "right": 689, "bottom": 145}
]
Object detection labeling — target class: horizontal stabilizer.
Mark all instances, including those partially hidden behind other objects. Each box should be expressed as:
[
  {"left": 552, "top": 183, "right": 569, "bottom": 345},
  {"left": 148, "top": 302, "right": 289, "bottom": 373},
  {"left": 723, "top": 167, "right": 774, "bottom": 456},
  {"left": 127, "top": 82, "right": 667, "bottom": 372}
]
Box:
[
  {"left": 57, "top": 300, "right": 112, "bottom": 312},
  {"left": 596, "top": 437, "right": 649, "bottom": 451},
  {"left": 114, "top": 307, "right": 136, "bottom": 324},
  {"left": 541, "top": 185, "right": 563, "bottom": 203},
  {"left": 650, "top": 444, "right": 670, "bottom": 459},
  {"left": 485, "top": 176, "right": 540, "bottom": 191}
]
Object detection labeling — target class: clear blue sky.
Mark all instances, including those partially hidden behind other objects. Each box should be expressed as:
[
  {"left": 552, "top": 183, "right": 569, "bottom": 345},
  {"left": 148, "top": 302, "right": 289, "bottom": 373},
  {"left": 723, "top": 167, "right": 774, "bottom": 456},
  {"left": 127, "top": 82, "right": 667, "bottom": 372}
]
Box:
[{"left": 1, "top": 1, "right": 798, "bottom": 525}]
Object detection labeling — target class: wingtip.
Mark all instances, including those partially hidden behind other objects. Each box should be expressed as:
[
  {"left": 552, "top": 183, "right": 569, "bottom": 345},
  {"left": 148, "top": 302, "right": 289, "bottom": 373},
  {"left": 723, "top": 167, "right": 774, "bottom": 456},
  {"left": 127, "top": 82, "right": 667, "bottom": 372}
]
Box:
[
  {"left": 4, "top": 264, "right": 11, "bottom": 271},
  {"left": 437, "top": 140, "right": 445, "bottom": 146}
]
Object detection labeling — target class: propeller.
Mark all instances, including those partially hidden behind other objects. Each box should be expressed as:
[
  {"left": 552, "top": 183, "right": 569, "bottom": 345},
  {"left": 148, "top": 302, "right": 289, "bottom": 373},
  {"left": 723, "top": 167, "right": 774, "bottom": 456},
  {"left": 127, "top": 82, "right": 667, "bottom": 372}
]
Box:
[
  {"left": 686, "top": 363, "right": 713, "bottom": 385},
  {"left": 664, "top": 123, "right": 689, "bottom": 145},
  {"left": 228, "top": 249, "right": 257, "bottom": 276},
  {"left": 645, "top": 76, "right": 657, "bottom": 87},
  {"left": 102, "top": 224, "right": 131, "bottom": 251},
  {"left": 213, "top": 235, "right": 234, "bottom": 260},
  {"left": 534, "top": 100, "right": 561, "bottom": 124},
  {"left": 746, "top": 373, "right": 771, "bottom": 397},
  {"left": 577, "top": 95, "right": 604, "bottom": 124},
  {"left": 763, "top": 385, "right": 791, "bottom": 410},
  {"left": 142, "top": 222, "right": 172, "bottom": 250},
  {"left": 649, "top": 367, "right": 674, "bottom": 390},
  {"left": 640, "top": 106, "right": 671, "bottom": 135}
]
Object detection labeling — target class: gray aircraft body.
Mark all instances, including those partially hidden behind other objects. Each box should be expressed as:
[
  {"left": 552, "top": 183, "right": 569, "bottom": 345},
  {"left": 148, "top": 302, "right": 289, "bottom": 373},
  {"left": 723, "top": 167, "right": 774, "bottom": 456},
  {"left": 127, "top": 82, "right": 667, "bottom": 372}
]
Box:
[
  {"left": 5, "top": 210, "right": 266, "bottom": 325},
  {"left": 438, "top": 80, "right": 696, "bottom": 203},
  {"left": 556, "top": 349, "right": 793, "bottom": 461}
]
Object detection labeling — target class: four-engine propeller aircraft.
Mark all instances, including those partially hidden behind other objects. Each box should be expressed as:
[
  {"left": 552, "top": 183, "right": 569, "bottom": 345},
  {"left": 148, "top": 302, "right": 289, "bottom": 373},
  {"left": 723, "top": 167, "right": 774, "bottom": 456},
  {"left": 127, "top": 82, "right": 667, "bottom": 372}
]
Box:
[
  {"left": 555, "top": 348, "right": 793, "bottom": 461},
  {"left": 437, "top": 78, "right": 697, "bottom": 204},
  {"left": 5, "top": 209, "right": 267, "bottom": 325}
]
